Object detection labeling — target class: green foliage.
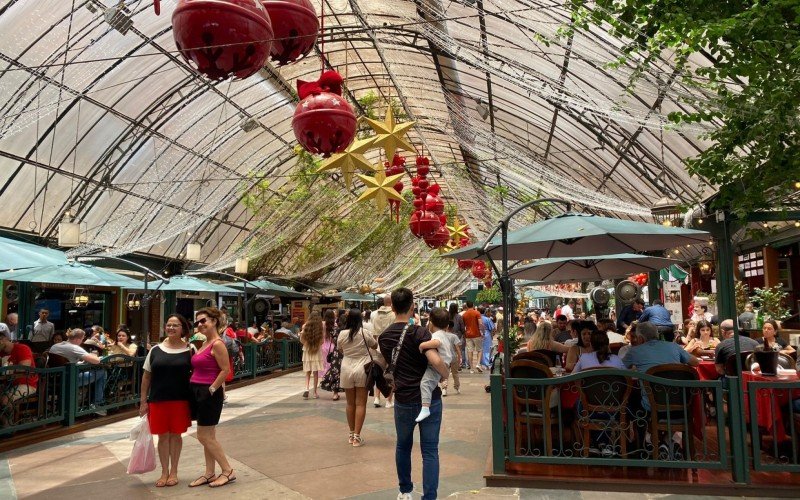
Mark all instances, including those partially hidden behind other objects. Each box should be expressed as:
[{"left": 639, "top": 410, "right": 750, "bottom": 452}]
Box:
[
  {"left": 504, "top": 325, "right": 524, "bottom": 355},
  {"left": 734, "top": 280, "right": 750, "bottom": 313},
  {"left": 476, "top": 284, "right": 503, "bottom": 304},
  {"left": 750, "top": 285, "right": 790, "bottom": 320},
  {"left": 569, "top": 0, "right": 800, "bottom": 217}
]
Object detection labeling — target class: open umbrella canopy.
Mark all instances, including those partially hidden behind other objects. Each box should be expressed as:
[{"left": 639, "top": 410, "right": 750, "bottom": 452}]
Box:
[
  {"left": 225, "top": 280, "right": 308, "bottom": 298},
  {"left": 508, "top": 253, "right": 679, "bottom": 284},
  {"left": 150, "top": 275, "right": 239, "bottom": 293},
  {"left": 443, "top": 213, "right": 709, "bottom": 261},
  {"left": 0, "top": 262, "right": 143, "bottom": 287},
  {"left": 0, "top": 236, "right": 68, "bottom": 271},
  {"left": 522, "top": 289, "right": 554, "bottom": 300},
  {"left": 338, "top": 291, "right": 377, "bottom": 302}
]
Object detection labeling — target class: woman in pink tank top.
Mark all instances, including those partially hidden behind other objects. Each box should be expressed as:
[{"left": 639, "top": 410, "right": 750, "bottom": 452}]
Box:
[{"left": 187, "top": 307, "right": 236, "bottom": 488}]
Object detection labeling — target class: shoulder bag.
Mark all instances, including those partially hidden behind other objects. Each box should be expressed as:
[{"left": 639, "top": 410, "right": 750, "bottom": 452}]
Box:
[
  {"left": 381, "top": 323, "right": 412, "bottom": 394},
  {"left": 361, "top": 328, "right": 391, "bottom": 397}
]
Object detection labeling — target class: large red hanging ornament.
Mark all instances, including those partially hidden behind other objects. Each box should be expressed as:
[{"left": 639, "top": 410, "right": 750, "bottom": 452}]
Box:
[
  {"left": 261, "top": 0, "right": 318, "bottom": 65},
  {"left": 170, "top": 0, "right": 274, "bottom": 81},
  {"left": 424, "top": 225, "right": 450, "bottom": 249},
  {"left": 292, "top": 70, "right": 357, "bottom": 156},
  {"left": 457, "top": 259, "right": 474, "bottom": 270},
  {"left": 425, "top": 191, "right": 444, "bottom": 215},
  {"left": 472, "top": 260, "right": 489, "bottom": 280},
  {"left": 409, "top": 211, "right": 440, "bottom": 238}
]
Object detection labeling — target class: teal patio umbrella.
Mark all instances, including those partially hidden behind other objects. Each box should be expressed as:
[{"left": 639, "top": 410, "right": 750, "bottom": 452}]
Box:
[
  {"left": 0, "top": 262, "right": 143, "bottom": 288},
  {"left": 508, "top": 253, "right": 679, "bottom": 284},
  {"left": 226, "top": 279, "right": 309, "bottom": 298},
  {"left": 338, "top": 291, "right": 377, "bottom": 302},
  {"left": 149, "top": 274, "right": 239, "bottom": 293},
  {"left": 0, "top": 236, "right": 68, "bottom": 271},
  {"left": 443, "top": 213, "right": 709, "bottom": 261}
]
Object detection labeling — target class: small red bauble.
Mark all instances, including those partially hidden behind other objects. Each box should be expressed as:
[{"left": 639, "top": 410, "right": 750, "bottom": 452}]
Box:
[
  {"left": 472, "top": 261, "right": 489, "bottom": 280},
  {"left": 292, "top": 71, "right": 356, "bottom": 156},
  {"left": 418, "top": 179, "right": 429, "bottom": 190},
  {"left": 412, "top": 186, "right": 422, "bottom": 197},
  {"left": 172, "top": 0, "right": 273, "bottom": 80},
  {"left": 425, "top": 193, "right": 444, "bottom": 215},
  {"left": 413, "top": 198, "right": 424, "bottom": 210},
  {"left": 409, "top": 210, "right": 440, "bottom": 238},
  {"left": 261, "top": 0, "right": 318, "bottom": 65},
  {"left": 424, "top": 225, "right": 450, "bottom": 249},
  {"left": 428, "top": 183, "right": 440, "bottom": 195},
  {"left": 457, "top": 259, "right": 474, "bottom": 270},
  {"left": 393, "top": 181, "right": 404, "bottom": 193}
]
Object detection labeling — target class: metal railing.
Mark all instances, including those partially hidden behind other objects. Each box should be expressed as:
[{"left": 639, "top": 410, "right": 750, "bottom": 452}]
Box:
[
  {"left": 746, "top": 378, "right": 800, "bottom": 472},
  {"left": 492, "top": 369, "right": 730, "bottom": 472},
  {"left": 0, "top": 339, "right": 303, "bottom": 437}
]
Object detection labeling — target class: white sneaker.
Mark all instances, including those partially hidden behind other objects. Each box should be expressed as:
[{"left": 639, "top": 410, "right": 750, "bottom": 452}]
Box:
[
  {"left": 373, "top": 398, "right": 381, "bottom": 408},
  {"left": 397, "top": 492, "right": 413, "bottom": 500},
  {"left": 476, "top": 365, "right": 484, "bottom": 373},
  {"left": 469, "top": 369, "right": 475, "bottom": 374},
  {"left": 385, "top": 401, "right": 394, "bottom": 408}
]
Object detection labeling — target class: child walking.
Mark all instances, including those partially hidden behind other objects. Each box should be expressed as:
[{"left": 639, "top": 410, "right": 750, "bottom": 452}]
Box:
[
  {"left": 415, "top": 307, "right": 453, "bottom": 422},
  {"left": 301, "top": 311, "right": 324, "bottom": 399}
]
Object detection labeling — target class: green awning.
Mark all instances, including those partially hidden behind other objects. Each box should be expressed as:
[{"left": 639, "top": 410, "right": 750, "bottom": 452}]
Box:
[
  {"left": 0, "top": 236, "right": 68, "bottom": 271},
  {"left": 338, "top": 291, "right": 378, "bottom": 302},
  {"left": 150, "top": 275, "right": 240, "bottom": 293},
  {"left": 659, "top": 264, "right": 689, "bottom": 283},
  {"left": 226, "top": 280, "right": 309, "bottom": 298},
  {"left": 0, "top": 262, "right": 143, "bottom": 288}
]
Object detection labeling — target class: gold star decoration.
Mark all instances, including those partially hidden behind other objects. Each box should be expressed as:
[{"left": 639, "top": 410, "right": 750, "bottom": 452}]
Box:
[
  {"left": 447, "top": 220, "right": 470, "bottom": 243},
  {"left": 356, "top": 169, "right": 405, "bottom": 212},
  {"left": 438, "top": 239, "right": 459, "bottom": 254},
  {"left": 363, "top": 106, "right": 416, "bottom": 161},
  {"left": 317, "top": 137, "right": 377, "bottom": 186}
]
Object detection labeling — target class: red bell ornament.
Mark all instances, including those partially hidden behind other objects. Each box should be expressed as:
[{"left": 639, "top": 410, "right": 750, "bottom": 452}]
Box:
[
  {"left": 425, "top": 193, "right": 444, "bottom": 215},
  {"left": 172, "top": 0, "right": 274, "bottom": 81},
  {"left": 472, "top": 261, "right": 489, "bottom": 280},
  {"left": 409, "top": 210, "right": 440, "bottom": 238},
  {"left": 292, "top": 70, "right": 356, "bottom": 156},
  {"left": 261, "top": 0, "right": 318, "bottom": 65},
  {"left": 457, "top": 259, "right": 474, "bottom": 270},
  {"left": 424, "top": 225, "right": 450, "bottom": 249}
]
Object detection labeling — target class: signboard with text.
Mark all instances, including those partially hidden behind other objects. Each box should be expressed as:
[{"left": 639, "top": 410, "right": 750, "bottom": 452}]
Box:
[
  {"left": 291, "top": 300, "right": 310, "bottom": 325},
  {"left": 663, "top": 281, "right": 683, "bottom": 327}
]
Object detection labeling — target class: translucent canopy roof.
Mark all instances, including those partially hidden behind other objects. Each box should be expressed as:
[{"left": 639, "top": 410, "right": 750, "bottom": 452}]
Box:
[{"left": 0, "top": 0, "right": 718, "bottom": 295}]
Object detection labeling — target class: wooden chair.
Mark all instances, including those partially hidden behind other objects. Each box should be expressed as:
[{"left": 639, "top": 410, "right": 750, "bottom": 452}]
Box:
[
  {"left": 512, "top": 350, "right": 554, "bottom": 367},
  {"left": 576, "top": 369, "right": 633, "bottom": 457},
  {"left": 45, "top": 352, "right": 71, "bottom": 368},
  {"left": 643, "top": 364, "right": 699, "bottom": 460},
  {"left": 509, "top": 360, "right": 557, "bottom": 456},
  {"left": 724, "top": 351, "right": 754, "bottom": 376}
]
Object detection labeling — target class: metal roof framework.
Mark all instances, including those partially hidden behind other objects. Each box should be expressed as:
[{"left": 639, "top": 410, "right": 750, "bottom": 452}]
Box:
[{"left": 0, "top": 0, "right": 719, "bottom": 296}]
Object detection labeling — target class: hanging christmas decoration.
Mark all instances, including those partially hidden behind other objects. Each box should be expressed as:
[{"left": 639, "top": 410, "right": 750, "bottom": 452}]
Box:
[
  {"left": 170, "top": 0, "right": 274, "bottom": 80},
  {"left": 292, "top": 71, "right": 357, "bottom": 156},
  {"left": 447, "top": 220, "right": 470, "bottom": 244},
  {"left": 472, "top": 260, "right": 490, "bottom": 280},
  {"left": 261, "top": 0, "right": 319, "bottom": 65},
  {"left": 409, "top": 210, "right": 441, "bottom": 238},
  {"left": 629, "top": 273, "right": 648, "bottom": 287},
  {"left": 424, "top": 224, "right": 451, "bottom": 249},
  {"left": 316, "top": 136, "right": 376, "bottom": 186},
  {"left": 457, "top": 259, "right": 475, "bottom": 270},
  {"left": 386, "top": 154, "right": 406, "bottom": 222},
  {"left": 356, "top": 169, "right": 405, "bottom": 212},
  {"left": 364, "top": 106, "right": 416, "bottom": 162}
]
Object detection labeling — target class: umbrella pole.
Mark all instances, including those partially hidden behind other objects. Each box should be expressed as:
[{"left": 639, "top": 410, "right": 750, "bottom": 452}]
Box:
[{"left": 480, "top": 198, "right": 571, "bottom": 379}]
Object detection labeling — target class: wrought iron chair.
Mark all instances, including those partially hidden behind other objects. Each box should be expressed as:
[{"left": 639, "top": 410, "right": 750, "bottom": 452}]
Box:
[
  {"left": 510, "top": 359, "right": 557, "bottom": 456},
  {"left": 576, "top": 368, "right": 633, "bottom": 457},
  {"left": 643, "top": 364, "right": 699, "bottom": 461}
]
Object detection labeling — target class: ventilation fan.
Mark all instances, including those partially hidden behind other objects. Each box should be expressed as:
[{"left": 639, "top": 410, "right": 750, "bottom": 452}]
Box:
[
  {"left": 615, "top": 280, "right": 641, "bottom": 306},
  {"left": 590, "top": 287, "right": 612, "bottom": 319},
  {"left": 5, "top": 284, "right": 18, "bottom": 302}
]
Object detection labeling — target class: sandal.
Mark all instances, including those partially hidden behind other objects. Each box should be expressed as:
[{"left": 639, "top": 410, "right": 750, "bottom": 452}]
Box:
[
  {"left": 302, "top": 390, "right": 309, "bottom": 399},
  {"left": 209, "top": 470, "right": 236, "bottom": 488},
  {"left": 348, "top": 432, "right": 355, "bottom": 444},
  {"left": 313, "top": 393, "right": 319, "bottom": 399},
  {"left": 155, "top": 476, "right": 168, "bottom": 488},
  {"left": 166, "top": 477, "right": 179, "bottom": 487},
  {"left": 332, "top": 394, "right": 340, "bottom": 401},
  {"left": 352, "top": 434, "right": 364, "bottom": 447},
  {"left": 188, "top": 474, "right": 216, "bottom": 488}
]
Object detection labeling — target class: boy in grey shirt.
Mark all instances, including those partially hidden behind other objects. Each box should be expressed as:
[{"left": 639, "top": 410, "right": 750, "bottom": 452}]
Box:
[{"left": 416, "top": 308, "right": 453, "bottom": 422}]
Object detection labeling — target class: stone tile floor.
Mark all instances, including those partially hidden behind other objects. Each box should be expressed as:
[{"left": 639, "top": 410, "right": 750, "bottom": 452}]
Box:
[{"left": 0, "top": 371, "right": 780, "bottom": 499}]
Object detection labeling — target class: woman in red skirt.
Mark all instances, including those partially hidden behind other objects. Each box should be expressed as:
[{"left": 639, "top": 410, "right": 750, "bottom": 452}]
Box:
[{"left": 139, "top": 314, "right": 194, "bottom": 487}]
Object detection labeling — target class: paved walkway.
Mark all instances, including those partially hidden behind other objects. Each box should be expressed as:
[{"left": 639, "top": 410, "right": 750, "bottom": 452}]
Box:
[{"left": 0, "top": 371, "right": 775, "bottom": 499}]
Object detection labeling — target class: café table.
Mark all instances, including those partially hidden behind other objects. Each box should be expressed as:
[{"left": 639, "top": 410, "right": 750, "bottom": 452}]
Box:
[
  {"left": 694, "top": 359, "right": 719, "bottom": 381},
  {"left": 741, "top": 370, "right": 800, "bottom": 442}
]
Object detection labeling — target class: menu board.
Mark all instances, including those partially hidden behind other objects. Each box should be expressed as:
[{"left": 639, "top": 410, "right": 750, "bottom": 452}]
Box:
[
  {"left": 663, "top": 281, "right": 683, "bottom": 326},
  {"left": 291, "top": 300, "right": 309, "bottom": 325}
]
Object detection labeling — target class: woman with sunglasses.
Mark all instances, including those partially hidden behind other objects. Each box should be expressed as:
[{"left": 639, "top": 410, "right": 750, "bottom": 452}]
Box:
[
  {"left": 139, "top": 314, "right": 193, "bottom": 487},
  {"left": 188, "top": 307, "right": 236, "bottom": 488}
]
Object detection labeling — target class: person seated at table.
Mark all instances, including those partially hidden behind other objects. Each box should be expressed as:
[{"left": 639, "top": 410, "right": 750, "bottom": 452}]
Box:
[
  {"left": 757, "top": 319, "right": 795, "bottom": 356},
  {"left": 51, "top": 331, "right": 64, "bottom": 345},
  {"left": 0, "top": 331, "right": 38, "bottom": 419},
  {"left": 598, "top": 319, "right": 626, "bottom": 344},
  {"left": 573, "top": 329, "right": 625, "bottom": 372},
  {"left": 50, "top": 328, "right": 108, "bottom": 416},
  {"left": 683, "top": 320, "right": 719, "bottom": 357},
  {"left": 526, "top": 321, "right": 569, "bottom": 366},
  {"left": 106, "top": 326, "right": 138, "bottom": 357},
  {"left": 674, "top": 319, "right": 697, "bottom": 346},
  {"left": 714, "top": 319, "right": 760, "bottom": 375},
  {"left": 563, "top": 320, "right": 581, "bottom": 347},
  {"left": 565, "top": 322, "right": 596, "bottom": 371}
]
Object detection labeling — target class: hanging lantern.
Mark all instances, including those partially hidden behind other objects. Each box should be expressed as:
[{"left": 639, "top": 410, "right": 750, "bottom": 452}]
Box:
[
  {"left": 472, "top": 261, "right": 489, "bottom": 280},
  {"left": 126, "top": 293, "right": 142, "bottom": 311},
  {"left": 235, "top": 257, "right": 249, "bottom": 274},
  {"left": 261, "top": 0, "right": 318, "bottom": 65},
  {"left": 58, "top": 215, "right": 81, "bottom": 247},
  {"left": 72, "top": 288, "right": 90, "bottom": 308},
  {"left": 186, "top": 242, "right": 202, "bottom": 261},
  {"left": 292, "top": 70, "right": 357, "bottom": 156},
  {"left": 171, "top": 0, "right": 274, "bottom": 81},
  {"left": 409, "top": 211, "right": 440, "bottom": 238},
  {"left": 423, "top": 225, "right": 450, "bottom": 249}
]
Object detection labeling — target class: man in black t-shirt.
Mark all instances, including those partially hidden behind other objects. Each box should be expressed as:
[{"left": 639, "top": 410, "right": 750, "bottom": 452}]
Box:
[
  {"left": 714, "top": 319, "right": 759, "bottom": 375},
  {"left": 379, "top": 288, "right": 448, "bottom": 500}
]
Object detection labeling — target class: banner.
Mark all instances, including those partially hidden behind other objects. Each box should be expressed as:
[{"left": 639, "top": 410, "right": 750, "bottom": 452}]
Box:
[{"left": 663, "top": 281, "right": 683, "bottom": 326}]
